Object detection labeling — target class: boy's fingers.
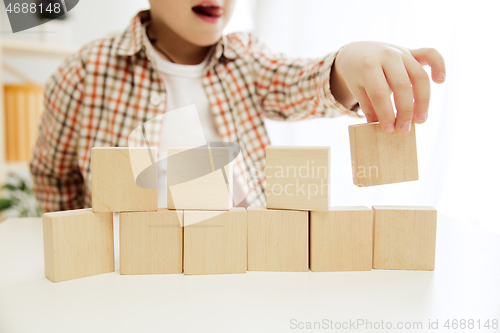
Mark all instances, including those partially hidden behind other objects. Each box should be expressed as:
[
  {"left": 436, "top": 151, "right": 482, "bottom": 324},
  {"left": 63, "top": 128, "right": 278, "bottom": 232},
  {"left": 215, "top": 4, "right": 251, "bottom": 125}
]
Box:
[
  {"left": 365, "top": 113, "right": 378, "bottom": 123},
  {"left": 383, "top": 58, "right": 414, "bottom": 133},
  {"left": 403, "top": 56, "right": 431, "bottom": 124},
  {"left": 363, "top": 68, "right": 395, "bottom": 133},
  {"left": 354, "top": 88, "right": 378, "bottom": 123},
  {"left": 410, "top": 48, "right": 446, "bottom": 84}
]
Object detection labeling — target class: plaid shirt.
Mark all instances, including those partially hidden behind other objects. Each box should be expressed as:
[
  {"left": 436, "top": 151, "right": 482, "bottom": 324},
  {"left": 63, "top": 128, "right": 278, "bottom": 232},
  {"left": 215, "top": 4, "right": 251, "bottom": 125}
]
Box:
[{"left": 30, "top": 10, "right": 361, "bottom": 213}]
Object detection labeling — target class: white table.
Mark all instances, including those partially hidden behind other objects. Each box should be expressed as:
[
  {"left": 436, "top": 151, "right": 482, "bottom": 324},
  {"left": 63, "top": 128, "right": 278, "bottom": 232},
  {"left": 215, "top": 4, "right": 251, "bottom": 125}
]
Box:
[{"left": 0, "top": 215, "right": 499, "bottom": 333}]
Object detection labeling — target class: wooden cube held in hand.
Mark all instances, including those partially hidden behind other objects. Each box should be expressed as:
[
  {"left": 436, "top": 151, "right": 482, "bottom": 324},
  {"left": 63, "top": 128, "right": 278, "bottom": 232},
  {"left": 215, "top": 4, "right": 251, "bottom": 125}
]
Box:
[
  {"left": 120, "top": 209, "right": 183, "bottom": 275},
  {"left": 265, "top": 146, "right": 330, "bottom": 211},
  {"left": 310, "top": 206, "right": 373, "bottom": 272},
  {"left": 91, "top": 147, "right": 157, "bottom": 213},
  {"left": 247, "top": 206, "right": 309, "bottom": 272},
  {"left": 183, "top": 208, "right": 246, "bottom": 275},
  {"left": 373, "top": 205, "right": 437, "bottom": 271},
  {"left": 167, "top": 147, "right": 233, "bottom": 211},
  {"left": 349, "top": 122, "right": 418, "bottom": 187},
  {"left": 42, "top": 209, "right": 114, "bottom": 282}
]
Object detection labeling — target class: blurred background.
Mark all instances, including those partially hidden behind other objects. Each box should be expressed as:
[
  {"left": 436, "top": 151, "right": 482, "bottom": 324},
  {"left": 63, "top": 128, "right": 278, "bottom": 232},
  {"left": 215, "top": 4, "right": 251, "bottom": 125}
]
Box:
[{"left": 0, "top": 0, "right": 498, "bottom": 234}]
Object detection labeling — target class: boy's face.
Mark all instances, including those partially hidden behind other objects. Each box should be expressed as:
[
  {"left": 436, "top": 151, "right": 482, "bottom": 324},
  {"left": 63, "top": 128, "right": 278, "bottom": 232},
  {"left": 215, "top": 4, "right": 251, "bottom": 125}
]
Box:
[{"left": 149, "top": 0, "right": 237, "bottom": 46}]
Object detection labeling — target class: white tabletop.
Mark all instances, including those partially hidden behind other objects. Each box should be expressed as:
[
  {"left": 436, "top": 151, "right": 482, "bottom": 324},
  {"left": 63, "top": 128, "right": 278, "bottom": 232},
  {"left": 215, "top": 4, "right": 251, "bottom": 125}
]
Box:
[{"left": 0, "top": 215, "right": 499, "bottom": 333}]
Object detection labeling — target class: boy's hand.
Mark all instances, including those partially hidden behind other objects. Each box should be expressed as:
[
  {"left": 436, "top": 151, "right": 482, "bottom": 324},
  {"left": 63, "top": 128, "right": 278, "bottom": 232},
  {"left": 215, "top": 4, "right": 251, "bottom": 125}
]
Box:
[{"left": 332, "top": 41, "right": 446, "bottom": 133}]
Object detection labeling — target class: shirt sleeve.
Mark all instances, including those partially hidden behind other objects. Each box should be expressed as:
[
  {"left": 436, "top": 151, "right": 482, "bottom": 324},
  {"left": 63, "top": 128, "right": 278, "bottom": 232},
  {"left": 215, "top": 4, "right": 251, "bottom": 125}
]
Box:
[
  {"left": 29, "top": 52, "right": 87, "bottom": 213},
  {"left": 247, "top": 33, "right": 362, "bottom": 121}
]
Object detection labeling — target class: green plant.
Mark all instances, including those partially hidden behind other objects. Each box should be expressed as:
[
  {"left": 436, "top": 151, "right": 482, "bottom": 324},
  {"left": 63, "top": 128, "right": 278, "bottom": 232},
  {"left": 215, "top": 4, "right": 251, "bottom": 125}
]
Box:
[{"left": 0, "top": 173, "right": 41, "bottom": 218}]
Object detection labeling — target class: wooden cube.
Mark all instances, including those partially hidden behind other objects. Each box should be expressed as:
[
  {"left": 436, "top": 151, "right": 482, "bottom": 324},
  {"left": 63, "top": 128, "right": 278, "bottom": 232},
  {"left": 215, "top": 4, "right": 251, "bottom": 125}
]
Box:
[
  {"left": 167, "top": 147, "right": 232, "bottom": 210},
  {"left": 91, "top": 147, "right": 157, "bottom": 213},
  {"left": 183, "top": 208, "right": 246, "bottom": 275},
  {"left": 265, "top": 146, "right": 329, "bottom": 211},
  {"left": 349, "top": 122, "right": 418, "bottom": 186},
  {"left": 373, "top": 205, "right": 437, "bottom": 270},
  {"left": 310, "top": 207, "right": 372, "bottom": 272},
  {"left": 247, "top": 207, "right": 308, "bottom": 272},
  {"left": 119, "top": 209, "right": 183, "bottom": 275},
  {"left": 42, "top": 209, "right": 114, "bottom": 282}
]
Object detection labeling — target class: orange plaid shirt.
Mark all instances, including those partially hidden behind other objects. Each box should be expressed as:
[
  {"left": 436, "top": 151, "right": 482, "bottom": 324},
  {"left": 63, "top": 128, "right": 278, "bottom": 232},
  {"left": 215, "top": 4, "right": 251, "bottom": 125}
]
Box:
[{"left": 30, "top": 10, "right": 361, "bottom": 213}]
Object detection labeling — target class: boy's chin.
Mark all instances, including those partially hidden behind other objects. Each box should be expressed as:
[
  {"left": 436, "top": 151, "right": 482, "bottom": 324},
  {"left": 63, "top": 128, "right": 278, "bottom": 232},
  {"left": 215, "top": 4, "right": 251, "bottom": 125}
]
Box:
[{"left": 189, "top": 32, "right": 224, "bottom": 47}]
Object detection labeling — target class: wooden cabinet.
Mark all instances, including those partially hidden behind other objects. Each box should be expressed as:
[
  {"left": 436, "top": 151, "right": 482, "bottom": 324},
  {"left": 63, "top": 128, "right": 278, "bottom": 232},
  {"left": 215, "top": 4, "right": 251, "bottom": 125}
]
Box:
[{"left": 4, "top": 84, "right": 43, "bottom": 161}]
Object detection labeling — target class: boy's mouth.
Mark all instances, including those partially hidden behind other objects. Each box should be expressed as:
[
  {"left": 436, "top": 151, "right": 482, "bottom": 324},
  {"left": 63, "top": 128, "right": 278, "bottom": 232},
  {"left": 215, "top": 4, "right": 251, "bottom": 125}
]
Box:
[{"left": 192, "top": 2, "right": 223, "bottom": 23}]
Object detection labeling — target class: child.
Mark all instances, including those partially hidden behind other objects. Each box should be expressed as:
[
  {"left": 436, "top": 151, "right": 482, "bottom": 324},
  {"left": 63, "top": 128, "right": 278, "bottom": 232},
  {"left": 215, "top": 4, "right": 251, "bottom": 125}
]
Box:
[{"left": 30, "top": 0, "right": 446, "bottom": 212}]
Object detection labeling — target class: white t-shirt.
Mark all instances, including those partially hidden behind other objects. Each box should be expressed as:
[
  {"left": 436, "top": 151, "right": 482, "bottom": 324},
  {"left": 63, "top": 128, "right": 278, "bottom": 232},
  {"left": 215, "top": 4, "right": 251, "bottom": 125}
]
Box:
[
  {"left": 142, "top": 25, "right": 220, "bottom": 143},
  {"left": 142, "top": 25, "right": 247, "bottom": 208}
]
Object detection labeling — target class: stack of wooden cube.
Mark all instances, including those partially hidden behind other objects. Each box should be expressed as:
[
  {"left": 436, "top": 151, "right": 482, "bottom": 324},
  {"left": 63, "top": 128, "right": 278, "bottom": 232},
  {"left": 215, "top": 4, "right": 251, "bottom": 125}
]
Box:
[{"left": 42, "top": 123, "right": 437, "bottom": 282}]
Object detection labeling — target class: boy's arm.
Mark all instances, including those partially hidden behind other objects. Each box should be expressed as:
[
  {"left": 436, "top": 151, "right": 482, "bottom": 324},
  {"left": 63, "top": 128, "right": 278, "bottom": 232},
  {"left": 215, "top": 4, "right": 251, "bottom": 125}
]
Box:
[
  {"left": 247, "top": 34, "right": 361, "bottom": 121},
  {"left": 29, "top": 54, "right": 86, "bottom": 213},
  {"left": 247, "top": 35, "right": 445, "bottom": 130}
]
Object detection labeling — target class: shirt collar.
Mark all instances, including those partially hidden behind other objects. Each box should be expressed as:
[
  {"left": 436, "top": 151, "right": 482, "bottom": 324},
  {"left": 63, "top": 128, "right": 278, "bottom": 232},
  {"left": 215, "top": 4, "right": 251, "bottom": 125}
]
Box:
[{"left": 113, "top": 10, "right": 238, "bottom": 62}]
